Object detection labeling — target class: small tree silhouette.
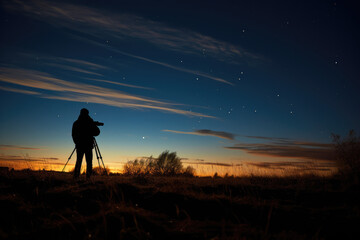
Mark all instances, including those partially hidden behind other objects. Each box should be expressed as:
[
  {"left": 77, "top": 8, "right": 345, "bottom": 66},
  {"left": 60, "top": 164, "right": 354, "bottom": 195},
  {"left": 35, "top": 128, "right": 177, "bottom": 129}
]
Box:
[
  {"left": 152, "top": 150, "right": 182, "bottom": 175},
  {"left": 123, "top": 150, "right": 194, "bottom": 176},
  {"left": 332, "top": 130, "right": 360, "bottom": 180}
]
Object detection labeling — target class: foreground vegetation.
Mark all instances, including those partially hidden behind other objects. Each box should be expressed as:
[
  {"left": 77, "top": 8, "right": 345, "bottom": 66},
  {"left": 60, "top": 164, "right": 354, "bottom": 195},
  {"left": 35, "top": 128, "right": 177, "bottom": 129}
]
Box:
[
  {"left": 123, "top": 150, "right": 195, "bottom": 176},
  {"left": 333, "top": 130, "right": 360, "bottom": 181},
  {"left": 0, "top": 131, "right": 359, "bottom": 239},
  {"left": 0, "top": 169, "right": 359, "bottom": 239}
]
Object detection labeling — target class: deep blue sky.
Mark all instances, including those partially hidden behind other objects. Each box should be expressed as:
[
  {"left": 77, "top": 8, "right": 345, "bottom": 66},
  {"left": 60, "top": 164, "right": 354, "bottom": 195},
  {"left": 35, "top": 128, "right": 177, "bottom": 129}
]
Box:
[{"left": 0, "top": 0, "right": 359, "bottom": 173}]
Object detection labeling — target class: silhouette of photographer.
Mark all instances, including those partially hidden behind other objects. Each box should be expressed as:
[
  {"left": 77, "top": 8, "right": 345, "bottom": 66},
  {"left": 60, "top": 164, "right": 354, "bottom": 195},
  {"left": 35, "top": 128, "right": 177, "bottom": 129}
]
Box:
[{"left": 72, "top": 108, "right": 100, "bottom": 179}]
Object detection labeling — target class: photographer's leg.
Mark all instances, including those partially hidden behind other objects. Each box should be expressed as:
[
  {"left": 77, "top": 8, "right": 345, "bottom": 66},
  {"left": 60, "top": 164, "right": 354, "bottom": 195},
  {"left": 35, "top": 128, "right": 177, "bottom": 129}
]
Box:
[
  {"left": 74, "top": 148, "right": 84, "bottom": 178},
  {"left": 85, "top": 148, "right": 93, "bottom": 179}
]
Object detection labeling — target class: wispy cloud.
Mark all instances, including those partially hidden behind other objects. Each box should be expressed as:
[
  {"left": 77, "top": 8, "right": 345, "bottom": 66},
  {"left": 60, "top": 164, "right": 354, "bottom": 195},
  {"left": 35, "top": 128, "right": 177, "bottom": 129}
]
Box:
[
  {"left": 44, "top": 94, "right": 213, "bottom": 118},
  {"left": 246, "top": 161, "right": 336, "bottom": 171},
  {"left": 0, "top": 67, "right": 215, "bottom": 118},
  {"left": 185, "top": 161, "right": 235, "bottom": 167},
  {"left": 0, "top": 155, "right": 59, "bottom": 161},
  {"left": 225, "top": 140, "right": 334, "bottom": 161},
  {"left": 163, "top": 129, "right": 235, "bottom": 140},
  {"left": 0, "top": 67, "right": 161, "bottom": 103},
  {"left": 85, "top": 78, "right": 153, "bottom": 90},
  {"left": 108, "top": 49, "right": 234, "bottom": 85},
  {"left": 244, "top": 135, "right": 290, "bottom": 142},
  {"left": 0, "top": 155, "right": 43, "bottom": 162},
  {"left": 0, "top": 86, "right": 40, "bottom": 95},
  {"left": 45, "top": 63, "right": 104, "bottom": 77},
  {"left": 60, "top": 58, "right": 109, "bottom": 70},
  {"left": 39, "top": 56, "right": 110, "bottom": 72},
  {"left": 4, "top": 0, "right": 262, "bottom": 63},
  {"left": 69, "top": 35, "right": 234, "bottom": 85},
  {"left": 4, "top": 0, "right": 263, "bottom": 85},
  {"left": 24, "top": 54, "right": 153, "bottom": 90},
  {"left": 0, "top": 145, "right": 41, "bottom": 150}
]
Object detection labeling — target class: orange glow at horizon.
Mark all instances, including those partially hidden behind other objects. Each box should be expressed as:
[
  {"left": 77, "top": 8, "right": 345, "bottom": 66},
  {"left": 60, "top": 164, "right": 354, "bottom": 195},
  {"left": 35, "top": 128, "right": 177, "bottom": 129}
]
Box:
[{"left": 0, "top": 158, "right": 338, "bottom": 177}]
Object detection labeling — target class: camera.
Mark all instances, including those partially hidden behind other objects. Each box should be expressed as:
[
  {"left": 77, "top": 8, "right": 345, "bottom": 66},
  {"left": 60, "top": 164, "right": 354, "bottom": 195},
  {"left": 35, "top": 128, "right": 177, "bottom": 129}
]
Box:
[{"left": 94, "top": 121, "right": 104, "bottom": 126}]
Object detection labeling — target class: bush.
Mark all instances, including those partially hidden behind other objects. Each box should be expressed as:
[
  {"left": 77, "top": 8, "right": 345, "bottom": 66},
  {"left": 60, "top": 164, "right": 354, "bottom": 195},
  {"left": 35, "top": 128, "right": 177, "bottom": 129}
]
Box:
[
  {"left": 182, "top": 166, "right": 196, "bottom": 177},
  {"left": 123, "top": 151, "right": 195, "bottom": 176},
  {"left": 92, "top": 166, "right": 111, "bottom": 175},
  {"left": 332, "top": 130, "right": 360, "bottom": 179},
  {"left": 152, "top": 150, "right": 183, "bottom": 175},
  {"left": 123, "top": 157, "right": 154, "bottom": 176}
]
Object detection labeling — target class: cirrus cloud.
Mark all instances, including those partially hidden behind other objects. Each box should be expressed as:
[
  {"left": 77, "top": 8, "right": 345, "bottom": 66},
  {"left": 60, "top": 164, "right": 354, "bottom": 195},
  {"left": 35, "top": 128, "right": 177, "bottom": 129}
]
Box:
[
  {"left": 163, "top": 129, "right": 235, "bottom": 140},
  {"left": 4, "top": 0, "right": 262, "bottom": 63},
  {"left": 0, "top": 145, "right": 41, "bottom": 150},
  {"left": 0, "top": 67, "right": 215, "bottom": 118},
  {"left": 225, "top": 140, "right": 335, "bottom": 161},
  {"left": 3, "top": 0, "right": 263, "bottom": 85}
]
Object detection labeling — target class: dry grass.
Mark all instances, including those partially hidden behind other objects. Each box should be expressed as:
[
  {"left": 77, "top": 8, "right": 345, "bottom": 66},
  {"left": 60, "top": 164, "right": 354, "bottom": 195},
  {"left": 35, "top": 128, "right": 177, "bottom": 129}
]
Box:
[{"left": 0, "top": 169, "right": 359, "bottom": 239}]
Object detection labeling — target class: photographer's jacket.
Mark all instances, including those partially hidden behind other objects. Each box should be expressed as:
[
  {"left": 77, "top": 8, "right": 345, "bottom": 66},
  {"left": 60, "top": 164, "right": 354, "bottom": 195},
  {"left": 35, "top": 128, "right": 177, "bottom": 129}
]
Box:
[{"left": 72, "top": 114, "right": 100, "bottom": 149}]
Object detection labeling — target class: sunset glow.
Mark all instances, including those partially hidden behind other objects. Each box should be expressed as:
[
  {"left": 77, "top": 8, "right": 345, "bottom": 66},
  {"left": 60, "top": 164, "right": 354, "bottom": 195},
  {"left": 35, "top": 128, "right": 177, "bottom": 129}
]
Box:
[{"left": 1, "top": 0, "right": 358, "bottom": 176}]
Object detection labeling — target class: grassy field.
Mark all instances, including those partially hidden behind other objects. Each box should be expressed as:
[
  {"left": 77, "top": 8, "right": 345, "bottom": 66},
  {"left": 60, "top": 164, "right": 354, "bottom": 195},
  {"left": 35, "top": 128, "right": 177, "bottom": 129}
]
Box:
[{"left": 0, "top": 169, "right": 359, "bottom": 239}]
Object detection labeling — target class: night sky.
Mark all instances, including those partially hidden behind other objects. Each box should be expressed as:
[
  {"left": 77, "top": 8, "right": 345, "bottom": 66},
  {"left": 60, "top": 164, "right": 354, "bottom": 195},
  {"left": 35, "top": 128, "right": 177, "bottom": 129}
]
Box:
[{"left": 1, "top": 0, "right": 359, "bottom": 175}]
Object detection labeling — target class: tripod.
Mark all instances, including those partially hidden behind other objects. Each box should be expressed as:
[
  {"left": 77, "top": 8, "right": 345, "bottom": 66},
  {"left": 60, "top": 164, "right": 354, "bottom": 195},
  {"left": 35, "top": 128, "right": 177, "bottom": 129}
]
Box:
[{"left": 62, "top": 138, "right": 107, "bottom": 175}]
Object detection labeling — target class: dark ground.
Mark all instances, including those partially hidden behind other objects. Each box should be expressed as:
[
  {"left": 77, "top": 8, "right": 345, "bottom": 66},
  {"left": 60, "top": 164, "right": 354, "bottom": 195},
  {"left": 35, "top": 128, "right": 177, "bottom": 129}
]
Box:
[{"left": 0, "top": 169, "right": 359, "bottom": 239}]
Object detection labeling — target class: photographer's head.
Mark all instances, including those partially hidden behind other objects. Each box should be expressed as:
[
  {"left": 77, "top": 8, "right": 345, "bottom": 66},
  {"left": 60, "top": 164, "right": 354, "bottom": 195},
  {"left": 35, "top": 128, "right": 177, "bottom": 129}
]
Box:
[
  {"left": 80, "top": 108, "right": 89, "bottom": 116},
  {"left": 78, "top": 108, "right": 104, "bottom": 126},
  {"left": 78, "top": 108, "right": 91, "bottom": 121}
]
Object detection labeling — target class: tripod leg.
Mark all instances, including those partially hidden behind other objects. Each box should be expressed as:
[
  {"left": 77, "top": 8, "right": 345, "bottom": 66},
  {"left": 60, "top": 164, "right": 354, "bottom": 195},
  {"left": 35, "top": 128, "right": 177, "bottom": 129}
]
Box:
[
  {"left": 94, "top": 144, "right": 101, "bottom": 169},
  {"left": 62, "top": 147, "right": 76, "bottom": 172},
  {"left": 94, "top": 139, "right": 107, "bottom": 175}
]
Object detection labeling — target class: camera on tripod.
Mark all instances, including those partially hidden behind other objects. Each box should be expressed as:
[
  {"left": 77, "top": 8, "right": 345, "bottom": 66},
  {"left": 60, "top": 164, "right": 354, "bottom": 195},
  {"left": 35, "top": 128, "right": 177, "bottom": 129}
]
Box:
[{"left": 94, "top": 121, "right": 104, "bottom": 126}]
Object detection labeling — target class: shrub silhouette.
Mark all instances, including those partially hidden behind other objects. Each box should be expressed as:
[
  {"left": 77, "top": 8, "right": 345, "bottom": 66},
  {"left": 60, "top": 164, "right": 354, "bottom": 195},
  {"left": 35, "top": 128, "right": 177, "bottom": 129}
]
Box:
[
  {"left": 123, "top": 150, "right": 194, "bottom": 176},
  {"left": 123, "top": 157, "right": 154, "bottom": 175},
  {"left": 183, "top": 166, "right": 196, "bottom": 177},
  {"left": 92, "top": 166, "right": 111, "bottom": 175},
  {"left": 332, "top": 130, "right": 360, "bottom": 180},
  {"left": 152, "top": 150, "right": 182, "bottom": 175}
]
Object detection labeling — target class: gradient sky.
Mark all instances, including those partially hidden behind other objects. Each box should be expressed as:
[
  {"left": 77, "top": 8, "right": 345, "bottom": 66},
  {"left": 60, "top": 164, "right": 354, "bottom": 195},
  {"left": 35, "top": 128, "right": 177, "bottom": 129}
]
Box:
[{"left": 0, "top": 0, "right": 359, "bottom": 174}]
